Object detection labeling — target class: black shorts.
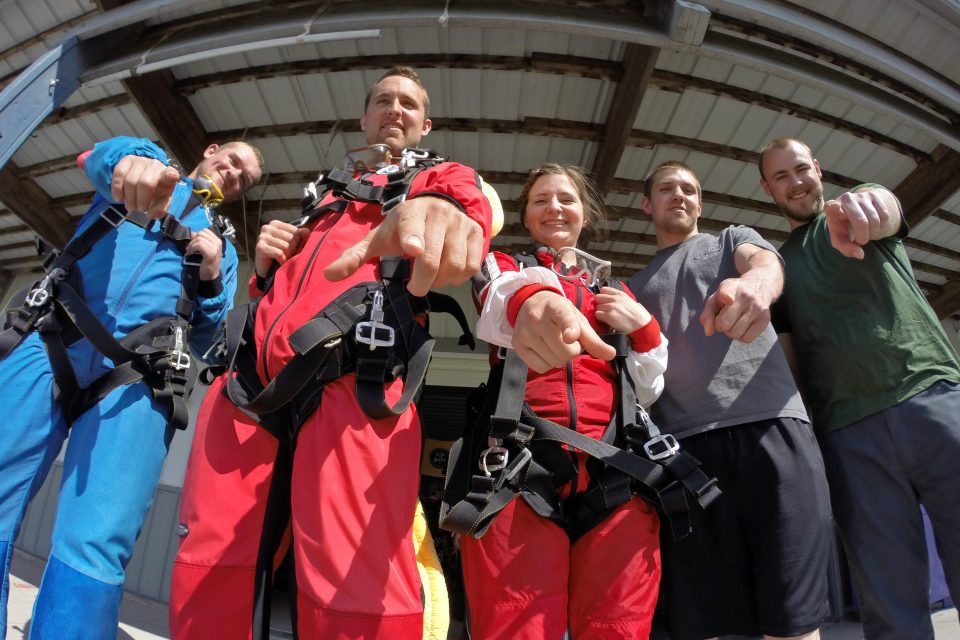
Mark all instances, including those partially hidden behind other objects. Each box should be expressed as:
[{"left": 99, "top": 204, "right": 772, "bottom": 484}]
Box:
[{"left": 657, "top": 417, "right": 832, "bottom": 639}]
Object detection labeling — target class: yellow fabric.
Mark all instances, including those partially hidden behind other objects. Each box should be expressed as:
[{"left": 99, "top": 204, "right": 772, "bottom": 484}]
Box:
[
  {"left": 414, "top": 500, "right": 449, "bottom": 640},
  {"left": 480, "top": 176, "right": 504, "bottom": 237}
]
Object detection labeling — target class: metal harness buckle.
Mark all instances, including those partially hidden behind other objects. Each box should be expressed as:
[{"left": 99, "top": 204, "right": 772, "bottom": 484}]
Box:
[
  {"left": 169, "top": 326, "right": 192, "bottom": 371},
  {"left": 354, "top": 290, "right": 395, "bottom": 350},
  {"left": 635, "top": 404, "right": 680, "bottom": 460},
  {"left": 495, "top": 447, "right": 532, "bottom": 489},
  {"left": 400, "top": 148, "right": 432, "bottom": 169},
  {"left": 100, "top": 205, "right": 127, "bottom": 228},
  {"left": 25, "top": 279, "right": 51, "bottom": 308},
  {"left": 644, "top": 433, "right": 680, "bottom": 461},
  {"left": 24, "top": 267, "right": 66, "bottom": 309},
  {"left": 216, "top": 214, "right": 236, "bottom": 240},
  {"left": 479, "top": 445, "right": 509, "bottom": 475}
]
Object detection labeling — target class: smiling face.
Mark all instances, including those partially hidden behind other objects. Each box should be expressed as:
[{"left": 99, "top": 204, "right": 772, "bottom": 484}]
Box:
[
  {"left": 760, "top": 140, "right": 825, "bottom": 228},
  {"left": 360, "top": 74, "right": 432, "bottom": 155},
  {"left": 191, "top": 142, "right": 262, "bottom": 203},
  {"left": 642, "top": 166, "right": 702, "bottom": 248},
  {"left": 522, "top": 173, "right": 585, "bottom": 252}
]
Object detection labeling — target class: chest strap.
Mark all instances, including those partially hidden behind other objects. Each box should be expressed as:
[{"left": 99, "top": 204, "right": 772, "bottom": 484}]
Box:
[
  {"left": 207, "top": 256, "right": 474, "bottom": 447},
  {"left": 0, "top": 194, "right": 215, "bottom": 430}
]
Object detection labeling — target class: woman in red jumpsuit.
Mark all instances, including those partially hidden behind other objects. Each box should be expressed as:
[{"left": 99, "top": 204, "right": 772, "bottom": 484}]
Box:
[{"left": 461, "top": 164, "right": 668, "bottom": 639}]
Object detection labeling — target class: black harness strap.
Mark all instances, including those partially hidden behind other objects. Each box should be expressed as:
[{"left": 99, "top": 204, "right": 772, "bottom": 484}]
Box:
[
  {"left": 0, "top": 193, "right": 219, "bottom": 430},
  {"left": 0, "top": 204, "right": 127, "bottom": 356},
  {"left": 441, "top": 268, "right": 721, "bottom": 541},
  {"left": 207, "top": 150, "right": 465, "bottom": 636}
]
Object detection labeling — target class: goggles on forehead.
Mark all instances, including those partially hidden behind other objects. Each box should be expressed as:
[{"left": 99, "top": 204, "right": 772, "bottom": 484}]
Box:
[
  {"left": 551, "top": 246, "right": 612, "bottom": 290},
  {"left": 193, "top": 175, "right": 224, "bottom": 208},
  {"left": 344, "top": 144, "right": 392, "bottom": 172}
]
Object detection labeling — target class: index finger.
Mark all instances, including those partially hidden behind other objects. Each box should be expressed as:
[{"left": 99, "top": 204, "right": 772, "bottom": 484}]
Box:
[
  {"left": 824, "top": 200, "right": 864, "bottom": 259},
  {"left": 145, "top": 167, "right": 181, "bottom": 219},
  {"left": 576, "top": 314, "right": 616, "bottom": 361},
  {"left": 394, "top": 205, "right": 427, "bottom": 258},
  {"left": 700, "top": 292, "right": 721, "bottom": 336},
  {"left": 840, "top": 197, "right": 871, "bottom": 246}
]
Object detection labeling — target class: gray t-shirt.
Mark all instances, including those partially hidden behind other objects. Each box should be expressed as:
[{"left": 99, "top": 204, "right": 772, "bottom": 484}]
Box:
[{"left": 628, "top": 226, "right": 808, "bottom": 439}]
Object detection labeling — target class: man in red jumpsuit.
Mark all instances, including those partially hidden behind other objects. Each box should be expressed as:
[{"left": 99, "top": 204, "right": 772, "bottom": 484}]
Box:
[{"left": 169, "top": 66, "right": 493, "bottom": 639}]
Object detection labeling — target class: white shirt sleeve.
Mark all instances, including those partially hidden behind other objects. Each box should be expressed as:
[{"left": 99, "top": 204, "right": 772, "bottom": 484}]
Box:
[
  {"left": 476, "top": 266, "right": 564, "bottom": 349},
  {"left": 625, "top": 335, "right": 668, "bottom": 409}
]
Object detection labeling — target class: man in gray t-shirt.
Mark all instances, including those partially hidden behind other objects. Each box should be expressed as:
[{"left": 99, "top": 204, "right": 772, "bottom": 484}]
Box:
[{"left": 628, "top": 160, "right": 831, "bottom": 640}]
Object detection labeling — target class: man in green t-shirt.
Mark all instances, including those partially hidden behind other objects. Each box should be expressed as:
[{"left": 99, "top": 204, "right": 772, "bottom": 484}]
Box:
[{"left": 760, "top": 136, "right": 960, "bottom": 640}]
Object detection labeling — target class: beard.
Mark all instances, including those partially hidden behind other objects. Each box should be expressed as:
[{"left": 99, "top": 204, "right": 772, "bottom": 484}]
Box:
[
  {"left": 659, "top": 211, "right": 698, "bottom": 237},
  {"left": 778, "top": 184, "right": 824, "bottom": 224}
]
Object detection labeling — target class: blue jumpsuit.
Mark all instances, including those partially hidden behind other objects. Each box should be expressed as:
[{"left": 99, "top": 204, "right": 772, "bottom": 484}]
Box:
[{"left": 0, "top": 137, "right": 238, "bottom": 639}]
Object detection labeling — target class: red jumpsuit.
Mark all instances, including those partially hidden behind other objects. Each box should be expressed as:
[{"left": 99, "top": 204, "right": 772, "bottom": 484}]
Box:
[
  {"left": 461, "top": 248, "right": 664, "bottom": 639},
  {"left": 168, "top": 162, "right": 492, "bottom": 639}
]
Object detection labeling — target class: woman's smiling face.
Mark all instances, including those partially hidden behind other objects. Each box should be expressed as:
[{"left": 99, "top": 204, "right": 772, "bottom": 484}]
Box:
[{"left": 522, "top": 173, "right": 585, "bottom": 252}]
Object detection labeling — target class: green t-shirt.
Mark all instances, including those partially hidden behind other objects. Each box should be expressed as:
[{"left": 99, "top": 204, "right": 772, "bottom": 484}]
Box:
[{"left": 773, "top": 197, "right": 960, "bottom": 434}]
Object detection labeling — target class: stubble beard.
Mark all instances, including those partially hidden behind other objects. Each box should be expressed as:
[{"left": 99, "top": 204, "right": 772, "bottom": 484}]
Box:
[
  {"left": 780, "top": 184, "right": 824, "bottom": 224},
  {"left": 660, "top": 210, "right": 697, "bottom": 238}
]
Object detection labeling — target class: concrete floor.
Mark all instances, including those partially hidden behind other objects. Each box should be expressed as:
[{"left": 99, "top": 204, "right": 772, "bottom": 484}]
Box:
[{"left": 7, "top": 548, "right": 959, "bottom": 639}]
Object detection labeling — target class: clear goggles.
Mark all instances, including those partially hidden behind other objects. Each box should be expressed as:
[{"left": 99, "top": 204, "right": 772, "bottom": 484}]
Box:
[
  {"left": 551, "top": 246, "right": 612, "bottom": 290},
  {"left": 344, "top": 144, "right": 392, "bottom": 172}
]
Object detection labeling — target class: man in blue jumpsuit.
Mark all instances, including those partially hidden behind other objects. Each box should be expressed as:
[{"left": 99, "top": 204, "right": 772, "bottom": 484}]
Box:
[{"left": 0, "top": 135, "right": 262, "bottom": 639}]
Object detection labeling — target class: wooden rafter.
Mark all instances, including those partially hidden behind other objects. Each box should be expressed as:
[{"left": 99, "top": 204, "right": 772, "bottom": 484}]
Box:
[
  {"left": 0, "top": 162, "right": 74, "bottom": 249},
  {"left": 121, "top": 70, "right": 207, "bottom": 171},
  {"left": 895, "top": 145, "right": 960, "bottom": 229},
  {"left": 41, "top": 95, "right": 132, "bottom": 129},
  {"left": 591, "top": 44, "right": 659, "bottom": 194}
]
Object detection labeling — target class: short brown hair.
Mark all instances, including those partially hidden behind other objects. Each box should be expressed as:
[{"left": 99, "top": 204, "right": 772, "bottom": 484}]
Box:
[
  {"left": 518, "top": 163, "right": 608, "bottom": 242},
  {"left": 758, "top": 136, "right": 812, "bottom": 180},
  {"left": 364, "top": 66, "right": 431, "bottom": 117},
  {"left": 643, "top": 160, "right": 700, "bottom": 199}
]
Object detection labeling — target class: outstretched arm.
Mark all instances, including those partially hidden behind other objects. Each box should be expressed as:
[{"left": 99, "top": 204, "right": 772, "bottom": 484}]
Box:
[
  {"left": 81, "top": 136, "right": 180, "bottom": 219},
  {"left": 824, "top": 186, "right": 902, "bottom": 259},
  {"left": 700, "top": 242, "right": 782, "bottom": 343},
  {"left": 324, "top": 163, "right": 495, "bottom": 296},
  {"left": 325, "top": 195, "right": 485, "bottom": 296},
  {"left": 512, "top": 290, "right": 615, "bottom": 373}
]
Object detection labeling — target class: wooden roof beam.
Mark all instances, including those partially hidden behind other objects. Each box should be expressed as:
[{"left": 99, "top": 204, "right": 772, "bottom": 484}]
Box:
[
  {"left": 895, "top": 144, "right": 960, "bottom": 229},
  {"left": 591, "top": 44, "right": 659, "bottom": 195},
  {"left": 0, "top": 162, "right": 74, "bottom": 248},
  {"left": 122, "top": 70, "right": 207, "bottom": 171}
]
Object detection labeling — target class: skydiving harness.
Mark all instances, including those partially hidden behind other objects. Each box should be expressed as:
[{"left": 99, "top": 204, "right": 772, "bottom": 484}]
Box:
[
  {"left": 440, "top": 249, "right": 722, "bottom": 542},
  {"left": 0, "top": 181, "right": 231, "bottom": 430},
  {"left": 204, "top": 147, "right": 473, "bottom": 440},
  {"left": 197, "top": 148, "right": 476, "bottom": 640}
]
